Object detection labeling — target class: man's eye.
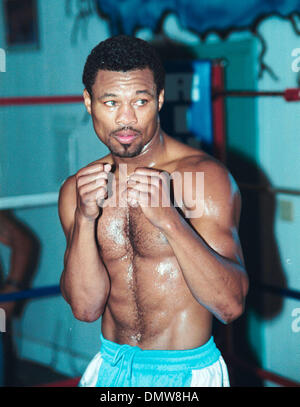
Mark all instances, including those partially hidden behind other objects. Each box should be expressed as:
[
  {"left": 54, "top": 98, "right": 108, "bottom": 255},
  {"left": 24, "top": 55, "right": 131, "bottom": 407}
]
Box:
[
  {"left": 135, "top": 99, "right": 148, "bottom": 106},
  {"left": 104, "top": 101, "right": 116, "bottom": 107}
]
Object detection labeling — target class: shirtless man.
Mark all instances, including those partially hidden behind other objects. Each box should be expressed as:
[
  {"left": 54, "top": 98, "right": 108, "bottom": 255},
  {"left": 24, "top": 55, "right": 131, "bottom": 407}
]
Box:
[{"left": 58, "top": 35, "right": 248, "bottom": 387}]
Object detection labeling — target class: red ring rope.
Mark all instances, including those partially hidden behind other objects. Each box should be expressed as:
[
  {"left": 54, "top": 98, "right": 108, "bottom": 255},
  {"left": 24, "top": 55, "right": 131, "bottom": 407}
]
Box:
[{"left": 0, "top": 95, "right": 83, "bottom": 106}]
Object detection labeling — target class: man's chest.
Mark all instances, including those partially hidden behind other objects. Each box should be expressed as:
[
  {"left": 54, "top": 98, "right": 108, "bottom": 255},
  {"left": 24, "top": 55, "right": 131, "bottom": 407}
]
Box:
[
  {"left": 95, "top": 166, "right": 192, "bottom": 261},
  {"left": 96, "top": 204, "right": 173, "bottom": 261}
]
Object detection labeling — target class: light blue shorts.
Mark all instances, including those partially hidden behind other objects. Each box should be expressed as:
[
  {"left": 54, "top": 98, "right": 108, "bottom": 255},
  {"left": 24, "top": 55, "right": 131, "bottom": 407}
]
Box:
[{"left": 79, "top": 333, "right": 230, "bottom": 387}]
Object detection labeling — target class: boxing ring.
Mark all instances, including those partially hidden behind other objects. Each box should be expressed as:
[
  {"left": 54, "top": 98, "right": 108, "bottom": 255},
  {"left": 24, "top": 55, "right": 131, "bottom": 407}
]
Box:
[{"left": 1, "top": 61, "right": 300, "bottom": 387}]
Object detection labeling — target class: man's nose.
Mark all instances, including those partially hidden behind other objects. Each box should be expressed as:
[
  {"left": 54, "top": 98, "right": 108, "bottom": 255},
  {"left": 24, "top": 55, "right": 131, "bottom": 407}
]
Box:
[{"left": 115, "top": 104, "right": 137, "bottom": 126}]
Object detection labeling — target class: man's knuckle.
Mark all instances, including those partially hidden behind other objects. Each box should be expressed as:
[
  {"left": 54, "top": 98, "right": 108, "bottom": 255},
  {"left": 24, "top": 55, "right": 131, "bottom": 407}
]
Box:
[
  {"left": 98, "top": 186, "right": 107, "bottom": 195},
  {"left": 78, "top": 184, "right": 87, "bottom": 196}
]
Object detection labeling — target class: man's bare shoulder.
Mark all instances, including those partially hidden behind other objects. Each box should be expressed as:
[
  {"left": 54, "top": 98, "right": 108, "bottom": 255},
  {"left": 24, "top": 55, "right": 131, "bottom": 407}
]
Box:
[
  {"left": 174, "top": 150, "right": 228, "bottom": 178},
  {"left": 163, "top": 135, "right": 207, "bottom": 170},
  {"left": 170, "top": 146, "right": 240, "bottom": 220},
  {"left": 168, "top": 138, "right": 222, "bottom": 176}
]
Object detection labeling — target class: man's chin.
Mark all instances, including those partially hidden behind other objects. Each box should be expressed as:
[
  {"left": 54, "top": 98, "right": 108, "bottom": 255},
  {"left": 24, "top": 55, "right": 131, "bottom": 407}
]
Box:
[{"left": 109, "top": 144, "right": 144, "bottom": 158}]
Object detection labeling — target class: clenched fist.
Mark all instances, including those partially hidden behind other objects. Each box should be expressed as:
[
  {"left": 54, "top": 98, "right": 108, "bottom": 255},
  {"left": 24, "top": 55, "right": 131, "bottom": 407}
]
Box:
[
  {"left": 75, "top": 163, "right": 112, "bottom": 220},
  {"left": 123, "top": 167, "right": 179, "bottom": 230}
]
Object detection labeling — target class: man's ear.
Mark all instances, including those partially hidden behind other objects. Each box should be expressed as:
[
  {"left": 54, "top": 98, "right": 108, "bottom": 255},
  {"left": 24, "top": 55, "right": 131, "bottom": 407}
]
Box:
[
  {"left": 158, "top": 89, "right": 164, "bottom": 112},
  {"left": 83, "top": 89, "right": 92, "bottom": 115}
]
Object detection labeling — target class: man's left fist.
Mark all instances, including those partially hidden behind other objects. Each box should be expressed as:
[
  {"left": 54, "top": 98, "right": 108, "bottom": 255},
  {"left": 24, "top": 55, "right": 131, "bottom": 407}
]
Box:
[{"left": 123, "top": 167, "right": 178, "bottom": 229}]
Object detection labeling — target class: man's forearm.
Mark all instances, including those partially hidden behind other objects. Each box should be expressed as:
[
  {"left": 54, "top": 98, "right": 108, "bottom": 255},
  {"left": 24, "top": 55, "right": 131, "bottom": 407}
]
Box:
[
  {"left": 162, "top": 214, "right": 248, "bottom": 324},
  {"left": 61, "top": 209, "right": 110, "bottom": 322}
]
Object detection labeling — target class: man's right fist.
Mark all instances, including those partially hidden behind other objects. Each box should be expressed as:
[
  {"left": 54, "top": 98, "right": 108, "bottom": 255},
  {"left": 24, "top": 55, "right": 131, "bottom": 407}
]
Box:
[{"left": 75, "top": 163, "right": 112, "bottom": 220}]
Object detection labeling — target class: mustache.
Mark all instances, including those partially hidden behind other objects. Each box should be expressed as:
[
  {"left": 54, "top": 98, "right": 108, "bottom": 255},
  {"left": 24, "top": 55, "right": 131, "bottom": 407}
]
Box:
[{"left": 110, "top": 126, "right": 142, "bottom": 136}]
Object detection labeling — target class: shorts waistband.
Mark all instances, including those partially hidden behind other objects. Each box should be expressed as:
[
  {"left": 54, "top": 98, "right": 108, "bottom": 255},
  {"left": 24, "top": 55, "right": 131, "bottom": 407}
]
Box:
[{"left": 99, "top": 332, "right": 221, "bottom": 371}]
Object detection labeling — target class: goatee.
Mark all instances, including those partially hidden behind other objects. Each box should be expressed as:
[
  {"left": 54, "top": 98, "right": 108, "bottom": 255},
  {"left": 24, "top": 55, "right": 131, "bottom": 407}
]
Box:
[{"left": 109, "top": 143, "right": 144, "bottom": 158}]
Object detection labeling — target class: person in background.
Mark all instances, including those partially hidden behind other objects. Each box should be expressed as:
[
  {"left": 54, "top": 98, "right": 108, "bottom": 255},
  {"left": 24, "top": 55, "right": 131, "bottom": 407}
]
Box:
[{"left": 0, "top": 210, "right": 38, "bottom": 386}]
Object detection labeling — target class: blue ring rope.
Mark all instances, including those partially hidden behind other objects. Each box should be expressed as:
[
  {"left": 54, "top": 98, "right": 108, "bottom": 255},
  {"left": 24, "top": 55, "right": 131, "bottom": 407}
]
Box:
[
  {"left": 0, "top": 285, "right": 61, "bottom": 302},
  {"left": 254, "top": 283, "right": 300, "bottom": 301},
  {"left": 0, "top": 283, "right": 299, "bottom": 303}
]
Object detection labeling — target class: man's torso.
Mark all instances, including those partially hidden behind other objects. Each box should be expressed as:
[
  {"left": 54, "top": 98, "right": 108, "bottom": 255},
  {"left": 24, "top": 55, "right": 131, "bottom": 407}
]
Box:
[{"left": 94, "top": 137, "right": 213, "bottom": 350}]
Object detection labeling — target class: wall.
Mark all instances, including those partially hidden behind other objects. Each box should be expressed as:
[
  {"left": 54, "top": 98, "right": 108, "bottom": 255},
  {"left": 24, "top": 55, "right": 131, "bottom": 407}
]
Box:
[
  {"left": 255, "top": 16, "right": 300, "bottom": 386},
  {"left": 0, "top": 0, "right": 110, "bottom": 379}
]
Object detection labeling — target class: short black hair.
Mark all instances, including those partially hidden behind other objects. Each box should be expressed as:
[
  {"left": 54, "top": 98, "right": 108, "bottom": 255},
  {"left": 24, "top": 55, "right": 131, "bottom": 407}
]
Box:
[{"left": 82, "top": 35, "right": 165, "bottom": 97}]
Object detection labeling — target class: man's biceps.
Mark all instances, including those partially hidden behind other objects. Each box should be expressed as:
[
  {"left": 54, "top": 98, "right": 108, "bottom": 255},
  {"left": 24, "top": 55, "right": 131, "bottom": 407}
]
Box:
[
  {"left": 58, "top": 192, "right": 76, "bottom": 238},
  {"left": 215, "top": 231, "right": 244, "bottom": 264},
  {"left": 197, "top": 223, "right": 242, "bottom": 261},
  {"left": 58, "top": 207, "right": 72, "bottom": 237},
  {"left": 63, "top": 245, "right": 71, "bottom": 266}
]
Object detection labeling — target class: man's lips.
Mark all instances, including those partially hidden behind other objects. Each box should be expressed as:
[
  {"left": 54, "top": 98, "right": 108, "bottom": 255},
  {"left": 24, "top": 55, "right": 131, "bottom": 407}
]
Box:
[{"left": 114, "top": 130, "right": 139, "bottom": 144}]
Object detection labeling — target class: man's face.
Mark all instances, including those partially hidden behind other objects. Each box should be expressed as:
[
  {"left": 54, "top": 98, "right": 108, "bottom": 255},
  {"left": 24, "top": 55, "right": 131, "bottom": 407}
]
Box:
[{"left": 83, "top": 68, "right": 164, "bottom": 158}]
